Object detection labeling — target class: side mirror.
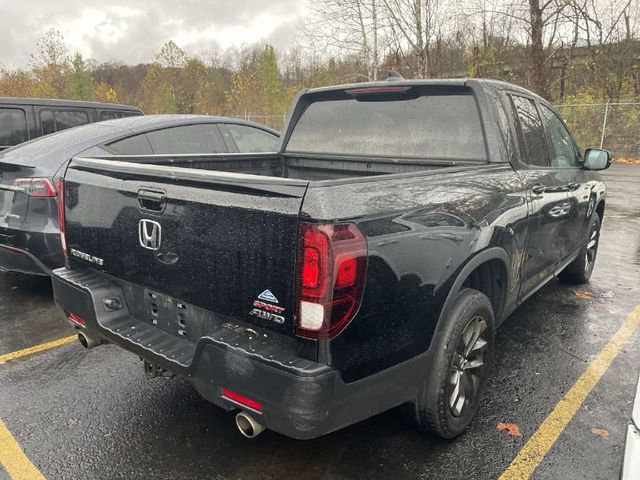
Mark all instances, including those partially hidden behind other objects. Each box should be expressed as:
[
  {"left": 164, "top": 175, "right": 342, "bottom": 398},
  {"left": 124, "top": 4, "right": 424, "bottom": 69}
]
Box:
[{"left": 583, "top": 148, "right": 612, "bottom": 171}]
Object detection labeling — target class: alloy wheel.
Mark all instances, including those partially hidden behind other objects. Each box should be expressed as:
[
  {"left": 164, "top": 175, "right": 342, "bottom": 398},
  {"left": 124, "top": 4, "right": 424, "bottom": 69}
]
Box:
[
  {"left": 448, "top": 315, "right": 489, "bottom": 417},
  {"left": 585, "top": 226, "right": 599, "bottom": 273}
]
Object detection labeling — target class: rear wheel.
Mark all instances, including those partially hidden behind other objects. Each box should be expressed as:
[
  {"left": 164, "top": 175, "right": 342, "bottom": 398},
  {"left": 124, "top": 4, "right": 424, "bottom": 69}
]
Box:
[
  {"left": 558, "top": 214, "right": 601, "bottom": 284},
  {"left": 404, "top": 288, "right": 495, "bottom": 439}
]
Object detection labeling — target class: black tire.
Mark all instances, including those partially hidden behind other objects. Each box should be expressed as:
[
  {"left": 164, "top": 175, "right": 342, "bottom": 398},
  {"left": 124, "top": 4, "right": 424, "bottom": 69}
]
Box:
[
  {"left": 558, "top": 214, "right": 601, "bottom": 284},
  {"left": 404, "top": 288, "right": 495, "bottom": 439}
]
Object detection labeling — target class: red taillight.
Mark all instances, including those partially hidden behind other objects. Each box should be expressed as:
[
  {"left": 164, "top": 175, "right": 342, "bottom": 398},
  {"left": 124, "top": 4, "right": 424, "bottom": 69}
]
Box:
[
  {"left": 10, "top": 178, "right": 57, "bottom": 197},
  {"left": 295, "top": 222, "right": 367, "bottom": 340},
  {"left": 222, "top": 388, "right": 263, "bottom": 412},
  {"left": 336, "top": 257, "right": 357, "bottom": 288},
  {"left": 68, "top": 312, "right": 86, "bottom": 326},
  {"left": 56, "top": 180, "right": 67, "bottom": 257},
  {"left": 302, "top": 246, "right": 320, "bottom": 289}
]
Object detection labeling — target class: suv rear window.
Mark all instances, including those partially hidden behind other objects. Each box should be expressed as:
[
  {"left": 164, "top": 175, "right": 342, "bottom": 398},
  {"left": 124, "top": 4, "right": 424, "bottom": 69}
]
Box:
[
  {"left": 0, "top": 108, "right": 28, "bottom": 147},
  {"left": 286, "top": 89, "right": 486, "bottom": 160}
]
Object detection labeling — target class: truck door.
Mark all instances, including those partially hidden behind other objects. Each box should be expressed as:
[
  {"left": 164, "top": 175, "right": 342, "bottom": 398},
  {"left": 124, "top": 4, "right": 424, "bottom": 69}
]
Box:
[
  {"left": 508, "top": 94, "right": 573, "bottom": 298},
  {"left": 539, "top": 103, "right": 593, "bottom": 257}
]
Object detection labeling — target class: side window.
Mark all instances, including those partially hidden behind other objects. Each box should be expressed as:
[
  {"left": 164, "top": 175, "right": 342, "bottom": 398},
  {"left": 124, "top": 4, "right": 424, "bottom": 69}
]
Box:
[
  {"left": 100, "top": 111, "right": 141, "bottom": 121},
  {"left": 40, "top": 109, "right": 90, "bottom": 135},
  {"left": 107, "top": 134, "right": 153, "bottom": 155},
  {"left": 226, "top": 124, "right": 279, "bottom": 153},
  {"left": 510, "top": 96, "right": 550, "bottom": 167},
  {"left": 146, "top": 124, "right": 227, "bottom": 154},
  {"left": 540, "top": 104, "right": 579, "bottom": 168},
  {"left": 100, "top": 111, "right": 122, "bottom": 121},
  {"left": 40, "top": 110, "right": 55, "bottom": 135},
  {"left": 0, "top": 108, "right": 28, "bottom": 147}
]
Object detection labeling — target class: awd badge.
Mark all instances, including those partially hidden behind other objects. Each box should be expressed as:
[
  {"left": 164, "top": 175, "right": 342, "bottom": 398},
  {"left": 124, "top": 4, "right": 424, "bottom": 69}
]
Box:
[{"left": 249, "top": 290, "right": 285, "bottom": 324}]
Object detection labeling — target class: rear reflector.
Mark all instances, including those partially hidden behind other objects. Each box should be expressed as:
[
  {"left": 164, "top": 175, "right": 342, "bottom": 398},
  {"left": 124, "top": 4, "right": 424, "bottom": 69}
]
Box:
[
  {"left": 68, "top": 313, "right": 86, "bottom": 327},
  {"left": 222, "top": 388, "right": 263, "bottom": 412}
]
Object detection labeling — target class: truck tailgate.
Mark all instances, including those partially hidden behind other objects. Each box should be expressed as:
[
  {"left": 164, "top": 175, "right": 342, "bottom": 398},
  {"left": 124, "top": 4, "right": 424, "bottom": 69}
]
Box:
[{"left": 63, "top": 157, "right": 308, "bottom": 336}]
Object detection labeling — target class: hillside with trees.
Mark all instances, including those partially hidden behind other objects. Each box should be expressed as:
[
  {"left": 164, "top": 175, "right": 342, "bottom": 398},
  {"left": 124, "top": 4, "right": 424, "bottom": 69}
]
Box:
[{"left": 0, "top": 0, "right": 638, "bottom": 139}]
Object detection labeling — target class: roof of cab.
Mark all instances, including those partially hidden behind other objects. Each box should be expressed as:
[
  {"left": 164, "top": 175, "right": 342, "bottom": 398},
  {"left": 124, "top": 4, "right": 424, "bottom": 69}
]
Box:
[
  {"left": 302, "top": 77, "right": 544, "bottom": 102},
  {"left": 97, "top": 114, "right": 280, "bottom": 135},
  {"left": 0, "top": 97, "right": 142, "bottom": 111}
]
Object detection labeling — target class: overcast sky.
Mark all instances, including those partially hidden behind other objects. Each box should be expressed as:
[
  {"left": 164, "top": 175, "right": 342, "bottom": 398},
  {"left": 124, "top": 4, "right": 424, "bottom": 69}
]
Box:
[{"left": 0, "top": 0, "right": 306, "bottom": 68}]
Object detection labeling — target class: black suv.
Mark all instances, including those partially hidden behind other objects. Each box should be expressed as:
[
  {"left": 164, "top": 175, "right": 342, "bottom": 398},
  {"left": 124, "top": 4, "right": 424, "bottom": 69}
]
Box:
[{"left": 0, "top": 97, "right": 142, "bottom": 151}]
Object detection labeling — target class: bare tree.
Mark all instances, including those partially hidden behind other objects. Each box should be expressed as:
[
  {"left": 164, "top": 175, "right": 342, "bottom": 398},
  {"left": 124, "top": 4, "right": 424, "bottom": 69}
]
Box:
[
  {"left": 381, "top": 0, "right": 446, "bottom": 77},
  {"left": 302, "top": 0, "right": 384, "bottom": 80}
]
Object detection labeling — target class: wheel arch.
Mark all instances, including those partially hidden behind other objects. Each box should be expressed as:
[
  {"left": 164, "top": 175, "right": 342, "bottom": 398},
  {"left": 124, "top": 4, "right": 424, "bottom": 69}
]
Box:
[{"left": 431, "top": 248, "right": 510, "bottom": 347}]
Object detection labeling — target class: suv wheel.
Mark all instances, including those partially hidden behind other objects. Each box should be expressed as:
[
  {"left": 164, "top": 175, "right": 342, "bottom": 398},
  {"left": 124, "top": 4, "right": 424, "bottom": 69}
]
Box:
[{"left": 404, "top": 288, "right": 495, "bottom": 439}]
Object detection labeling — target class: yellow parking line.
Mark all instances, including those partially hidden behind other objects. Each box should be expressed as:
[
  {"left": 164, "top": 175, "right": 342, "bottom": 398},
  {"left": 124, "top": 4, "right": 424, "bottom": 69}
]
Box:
[
  {"left": 0, "top": 419, "right": 45, "bottom": 480},
  {"left": 500, "top": 304, "right": 640, "bottom": 480},
  {"left": 0, "top": 335, "right": 76, "bottom": 365}
]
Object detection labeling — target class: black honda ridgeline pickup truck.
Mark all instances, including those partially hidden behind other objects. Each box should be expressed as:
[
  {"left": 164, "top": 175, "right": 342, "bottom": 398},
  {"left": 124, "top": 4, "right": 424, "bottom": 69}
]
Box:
[{"left": 52, "top": 79, "right": 610, "bottom": 440}]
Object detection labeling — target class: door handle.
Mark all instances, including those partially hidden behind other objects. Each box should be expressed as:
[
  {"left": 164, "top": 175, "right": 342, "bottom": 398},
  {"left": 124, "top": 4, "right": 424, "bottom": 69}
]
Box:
[
  {"left": 531, "top": 184, "right": 546, "bottom": 195},
  {"left": 138, "top": 189, "right": 166, "bottom": 212},
  {"left": 566, "top": 182, "right": 580, "bottom": 191}
]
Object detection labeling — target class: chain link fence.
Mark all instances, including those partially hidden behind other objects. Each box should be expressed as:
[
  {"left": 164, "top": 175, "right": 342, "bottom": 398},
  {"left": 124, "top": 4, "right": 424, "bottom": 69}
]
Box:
[{"left": 556, "top": 102, "right": 640, "bottom": 161}]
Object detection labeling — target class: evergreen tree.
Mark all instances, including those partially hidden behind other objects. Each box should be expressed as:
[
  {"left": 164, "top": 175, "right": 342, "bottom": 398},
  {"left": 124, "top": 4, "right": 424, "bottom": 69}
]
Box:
[
  {"left": 257, "top": 45, "right": 284, "bottom": 115},
  {"left": 69, "top": 53, "right": 95, "bottom": 100}
]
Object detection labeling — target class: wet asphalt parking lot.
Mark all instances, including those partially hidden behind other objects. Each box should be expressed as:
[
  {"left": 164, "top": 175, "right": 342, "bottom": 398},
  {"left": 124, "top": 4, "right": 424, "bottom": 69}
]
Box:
[{"left": 0, "top": 164, "right": 639, "bottom": 480}]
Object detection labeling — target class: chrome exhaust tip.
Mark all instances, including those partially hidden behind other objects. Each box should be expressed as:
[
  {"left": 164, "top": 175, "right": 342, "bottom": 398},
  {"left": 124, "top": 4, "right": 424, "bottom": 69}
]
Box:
[
  {"left": 77, "top": 331, "right": 101, "bottom": 349},
  {"left": 235, "top": 412, "right": 265, "bottom": 439}
]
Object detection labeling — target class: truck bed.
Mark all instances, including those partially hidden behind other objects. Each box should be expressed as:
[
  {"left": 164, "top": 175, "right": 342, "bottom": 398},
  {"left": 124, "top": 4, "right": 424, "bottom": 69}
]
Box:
[{"left": 90, "top": 152, "right": 463, "bottom": 182}]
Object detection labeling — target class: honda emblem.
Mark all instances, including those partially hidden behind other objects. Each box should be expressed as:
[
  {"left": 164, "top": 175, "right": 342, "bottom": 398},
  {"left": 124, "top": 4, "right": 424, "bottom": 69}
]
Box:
[{"left": 139, "top": 219, "right": 161, "bottom": 250}]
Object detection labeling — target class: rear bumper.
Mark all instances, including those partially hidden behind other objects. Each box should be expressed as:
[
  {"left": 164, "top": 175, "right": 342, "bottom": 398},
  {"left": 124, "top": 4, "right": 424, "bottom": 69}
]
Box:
[
  {"left": 52, "top": 267, "right": 425, "bottom": 439},
  {"left": 0, "top": 243, "right": 50, "bottom": 276}
]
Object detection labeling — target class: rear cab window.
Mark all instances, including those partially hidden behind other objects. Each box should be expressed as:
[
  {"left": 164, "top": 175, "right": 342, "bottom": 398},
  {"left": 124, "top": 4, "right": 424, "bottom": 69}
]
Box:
[
  {"left": 0, "top": 108, "right": 28, "bottom": 148},
  {"left": 40, "top": 109, "right": 90, "bottom": 135},
  {"left": 285, "top": 85, "right": 487, "bottom": 160}
]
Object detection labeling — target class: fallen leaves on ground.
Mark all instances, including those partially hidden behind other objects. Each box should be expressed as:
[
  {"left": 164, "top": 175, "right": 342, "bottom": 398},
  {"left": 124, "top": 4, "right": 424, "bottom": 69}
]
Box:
[
  {"left": 497, "top": 422, "right": 522, "bottom": 437},
  {"left": 613, "top": 157, "right": 640, "bottom": 164},
  {"left": 591, "top": 428, "right": 610, "bottom": 439},
  {"left": 572, "top": 289, "right": 593, "bottom": 299}
]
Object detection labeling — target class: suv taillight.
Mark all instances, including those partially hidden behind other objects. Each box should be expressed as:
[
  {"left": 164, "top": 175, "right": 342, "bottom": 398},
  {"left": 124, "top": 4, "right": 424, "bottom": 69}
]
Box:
[
  {"left": 295, "top": 222, "right": 367, "bottom": 340},
  {"left": 11, "top": 178, "right": 57, "bottom": 197},
  {"left": 56, "top": 180, "right": 67, "bottom": 257}
]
